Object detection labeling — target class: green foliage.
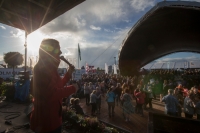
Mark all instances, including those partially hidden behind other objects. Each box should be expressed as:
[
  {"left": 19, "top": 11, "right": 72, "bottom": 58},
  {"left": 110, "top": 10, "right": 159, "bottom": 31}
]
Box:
[
  {"left": 63, "top": 109, "right": 120, "bottom": 133},
  {"left": 0, "top": 82, "right": 7, "bottom": 96},
  {"left": 0, "top": 82, "right": 13, "bottom": 96},
  {"left": 4, "top": 52, "right": 23, "bottom": 67}
]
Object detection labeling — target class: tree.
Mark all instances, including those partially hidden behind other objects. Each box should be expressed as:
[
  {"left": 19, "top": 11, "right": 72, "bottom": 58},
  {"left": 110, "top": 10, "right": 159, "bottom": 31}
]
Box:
[{"left": 4, "top": 52, "right": 24, "bottom": 81}]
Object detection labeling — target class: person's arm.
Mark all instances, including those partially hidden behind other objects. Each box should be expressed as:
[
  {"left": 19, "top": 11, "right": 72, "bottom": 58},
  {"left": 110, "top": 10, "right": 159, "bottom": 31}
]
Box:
[
  {"left": 135, "top": 92, "right": 140, "bottom": 97},
  {"left": 192, "top": 102, "right": 196, "bottom": 108},
  {"left": 46, "top": 76, "right": 79, "bottom": 101},
  {"left": 161, "top": 96, "right": 165, "bottom": 103},
  {"left": 61, "top": 66, "right": 75, "bottom": 86}
]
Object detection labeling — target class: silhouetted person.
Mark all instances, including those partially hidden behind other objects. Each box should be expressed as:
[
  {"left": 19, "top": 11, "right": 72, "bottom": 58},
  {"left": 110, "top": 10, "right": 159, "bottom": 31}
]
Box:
[{"left": 30, "top": 39, "right": 78, "bottom": 133}]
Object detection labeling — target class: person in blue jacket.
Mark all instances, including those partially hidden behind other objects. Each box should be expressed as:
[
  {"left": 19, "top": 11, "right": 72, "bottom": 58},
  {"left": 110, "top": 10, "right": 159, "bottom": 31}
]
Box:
[{"left": 106, "top": 86, "right": 116, "bottom": 117}]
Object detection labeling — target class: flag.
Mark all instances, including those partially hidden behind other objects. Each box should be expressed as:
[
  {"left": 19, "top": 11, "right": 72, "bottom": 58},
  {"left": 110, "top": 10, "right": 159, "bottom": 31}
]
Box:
[
  {"left": 105, "top": 63, "right": 108, "bottom": 74},
  {"left": 78, "top": 43, "right": 81, "bottom": 61},
  {"left": 113, "top": 64, "right": 117, "bottom": 74},
  {"left": 85, "top": 63, "right": 89, "bottom": 73}
]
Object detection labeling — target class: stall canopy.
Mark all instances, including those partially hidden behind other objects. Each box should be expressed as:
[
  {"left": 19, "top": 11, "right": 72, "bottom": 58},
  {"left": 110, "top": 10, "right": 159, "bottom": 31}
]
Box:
[
  {"left": 0, "top": 0, "right": 85, "bottom": 34},
  {"left": 143, "top": 60, "right": 200, "bottom": 70}
]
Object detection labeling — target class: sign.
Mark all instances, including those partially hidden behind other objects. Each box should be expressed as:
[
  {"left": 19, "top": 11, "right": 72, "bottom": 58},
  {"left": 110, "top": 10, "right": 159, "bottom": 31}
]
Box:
[
  {"left": 0, "top": 68, "right": 32, "bottom": 79},
  {"left": 72, "top": 69, "right": 85, "bottom": 80}
]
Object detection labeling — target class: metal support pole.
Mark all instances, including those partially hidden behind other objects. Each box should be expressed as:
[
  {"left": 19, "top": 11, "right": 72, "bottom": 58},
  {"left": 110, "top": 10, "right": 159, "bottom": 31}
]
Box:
[
  {"left": 78, "top": 54, "right": 79, "bottom": 69},
  {"left": 24, "top": 32, "right": 27, "bottom": 72},
  {"left": 114, "top": 57, "right": 116, "bottom": 65}
]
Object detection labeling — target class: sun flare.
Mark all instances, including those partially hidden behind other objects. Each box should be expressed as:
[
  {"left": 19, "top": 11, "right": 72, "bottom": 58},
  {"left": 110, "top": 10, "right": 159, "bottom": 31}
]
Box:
[{"left": 27, "top": 30, "right": 49, "bottom": 55}]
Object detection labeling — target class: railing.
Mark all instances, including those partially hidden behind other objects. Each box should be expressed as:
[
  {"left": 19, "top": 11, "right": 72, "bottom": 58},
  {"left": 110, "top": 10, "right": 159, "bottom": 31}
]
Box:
[{"left": 98, "top": 119, "right": 133, "bottom": 133}]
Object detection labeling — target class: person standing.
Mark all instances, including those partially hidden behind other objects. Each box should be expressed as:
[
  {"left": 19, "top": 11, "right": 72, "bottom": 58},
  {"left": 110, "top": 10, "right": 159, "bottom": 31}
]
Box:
[
  {"left": 106, "top": 86, "right": 116, "bottom": 117},
  {"left": 173, "top": 88, "right": 183, "bottom": 117},
  {"left": 135, "top": 89, "right": 146, "bottom": 117},
  {"left": 161, "top": 89, "right": 180, "bottom": 116},
  {"left": 121, "top": 88, "right": 134, "bottom": 121},
  {"left": 147, "top": 86, "right": 154, "bottom": 109},
  {"left": 114, "top": 83, "right": 122, "bottom": 106},
  {"left": 84, "top": 83, "right": 91, "bottom": 105},
  {"left": 30, "top": 39, "right": 78, "bottom": 133},
  {"left": 96, "top": 87, "right": 103, "bottom": 114},
  {"left": 184, "top": 90, "right": 195, "bottom": 119},
  {"left": 193, "top": 96, "right": 200, "bottom": 120},
  {"left": 90, "top": 90, "right": 101, "bottom": 116},
  {"left": 161, "top": 80, "right": 168, "bottom": 99},
  {"left": 134, "top": 84, "right": 140, "bottom": 113}
]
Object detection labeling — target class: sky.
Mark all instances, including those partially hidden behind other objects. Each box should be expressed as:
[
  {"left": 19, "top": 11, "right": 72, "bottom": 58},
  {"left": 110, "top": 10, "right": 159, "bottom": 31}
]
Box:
[{"left": 1, "top": 0, "right": 200, "bottom": 69}]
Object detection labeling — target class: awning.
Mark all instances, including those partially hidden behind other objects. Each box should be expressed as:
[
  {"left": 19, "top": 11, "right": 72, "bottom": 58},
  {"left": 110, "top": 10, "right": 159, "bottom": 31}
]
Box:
[{"left": 0, "top": 0, "right": 85, "bottom": 34}]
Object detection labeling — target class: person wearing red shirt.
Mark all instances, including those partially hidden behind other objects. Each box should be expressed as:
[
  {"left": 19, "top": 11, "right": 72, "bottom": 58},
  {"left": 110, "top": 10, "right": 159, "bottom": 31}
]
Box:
[
  {"left": 30, "top": 39, "right": 78, "bottom": 133},
  {"left": 135, "top": 89, "right": 146, "bottom": 117}
]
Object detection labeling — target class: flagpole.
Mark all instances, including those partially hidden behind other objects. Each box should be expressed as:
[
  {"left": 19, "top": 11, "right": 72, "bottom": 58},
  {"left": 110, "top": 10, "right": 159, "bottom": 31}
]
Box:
[{"left": 78, "top": 44, "right": 79, "bottom": 68}]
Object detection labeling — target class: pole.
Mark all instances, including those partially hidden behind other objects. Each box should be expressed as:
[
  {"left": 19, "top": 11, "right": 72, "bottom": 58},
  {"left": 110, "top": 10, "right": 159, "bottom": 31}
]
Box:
[
  {"left": 78, "top": 53, "right": 79, "bottom": 69},
  {"left": 114, "top": 57, "right": 116, "bottom": 65},
  {"left": 24, "top": 32, "right": 27, "bottom": 72}
]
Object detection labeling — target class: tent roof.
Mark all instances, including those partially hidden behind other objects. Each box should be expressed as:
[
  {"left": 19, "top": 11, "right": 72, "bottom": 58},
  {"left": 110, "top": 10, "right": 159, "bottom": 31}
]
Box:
[
  {"left": 118, "top": 1, "right": 200, "bottom": 76},
  {"left": 143, "top": 60, "right": 200, "bottom": 69},
  {"left": 0, "top": 0, "right": 85, "bottom": 34}
]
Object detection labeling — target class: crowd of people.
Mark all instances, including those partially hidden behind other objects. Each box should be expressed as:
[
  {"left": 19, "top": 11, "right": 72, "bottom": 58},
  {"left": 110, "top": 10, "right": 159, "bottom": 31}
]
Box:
[
  {"left": 4, "top": 38, "right": 199, "bottom": 133},
  {"left": 64, "top": 68, "right": 200, "bottom": 122}
]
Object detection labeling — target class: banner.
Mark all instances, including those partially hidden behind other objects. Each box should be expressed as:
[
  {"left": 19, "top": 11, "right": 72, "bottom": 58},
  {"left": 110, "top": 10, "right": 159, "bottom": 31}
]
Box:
[
  {"left": 72, "top": 69, "right": 85, "bottom": 80},
  {"left": 0, "top": 68, "right": 32, "bottom": 79},
  {"left": 105, "top": 63, "right": 108, "bottom": 74},
  {"left": 113, "top": 64, "right": 117, "bottom": 74}
]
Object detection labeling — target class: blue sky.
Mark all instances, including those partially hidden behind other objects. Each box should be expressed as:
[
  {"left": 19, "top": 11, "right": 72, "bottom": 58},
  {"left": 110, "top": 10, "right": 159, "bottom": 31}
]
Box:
[{"left": 1, "top": 0, "right": 200, "bottom": 69}]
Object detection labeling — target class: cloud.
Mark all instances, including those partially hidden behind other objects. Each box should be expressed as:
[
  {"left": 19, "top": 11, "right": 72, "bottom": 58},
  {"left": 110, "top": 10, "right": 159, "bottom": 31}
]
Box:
[
  {"left": 122, "top": 20, "right": 131, "bottom": 23},
  {"left": 25, "top": 0, "right": 159, "bottom": 68},
  {"left": 0, "top": 26, "right": 6, "bottom": 30},
  {"left": 63, "top": 48, "right": 74, "bottom": 56},
  {"left": 130, "top": 0, "right": 155, "bottom": 12},
  {"left": 104, "top": 29, "right": 114, "bottom": 33},
  {"left": 0, "top": 55, "right": 3, "bottom": 61},
  {"left": 10, "top": 29, "right": 24, "bottom": 39},
  {"left": 90, "top": 25, "right": 101, "bottom": 30},
  {"left": 39, "top": 0, "right": 133, "bottom": 35}
]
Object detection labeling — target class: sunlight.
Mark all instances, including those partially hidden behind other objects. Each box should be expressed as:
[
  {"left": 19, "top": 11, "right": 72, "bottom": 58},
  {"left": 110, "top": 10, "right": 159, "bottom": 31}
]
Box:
[{"left": 27, "top": 30, "right": 49, "bottom": 55}]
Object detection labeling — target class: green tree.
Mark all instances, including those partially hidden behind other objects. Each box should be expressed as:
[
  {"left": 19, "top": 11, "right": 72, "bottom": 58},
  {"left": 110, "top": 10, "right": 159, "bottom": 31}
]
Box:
[{"left": 3, "top": 52, "right": 24, "bottom": 81}]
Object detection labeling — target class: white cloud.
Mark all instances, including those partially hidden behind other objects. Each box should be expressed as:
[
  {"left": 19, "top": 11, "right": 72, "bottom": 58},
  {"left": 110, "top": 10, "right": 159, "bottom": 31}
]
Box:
[
  {"left": 90, "top": 25, "right": 101, "bottom": 30},
  {"left": 130, "top": 0, "right": 155, "bottom": 12},
  {"left": 104, "top": 29, "right": 114, "bottom": 33},
  {"left": 123, "top": 19, "right": 130, "bottom": 23},
  {"left": 0, "top": 55, "right": 3, "bottom": 61},
  {"left": 23, "top": 0, "right": 159, "bottom": 68},
  {"left": 0, "top": 26, "right": 6, "bottom": 30},
  {"left": 39, "top": 0, "right": 130, "bottom": 35},
  {"left": 10, "top": 29, "right": 25, "bottom": 40}
]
